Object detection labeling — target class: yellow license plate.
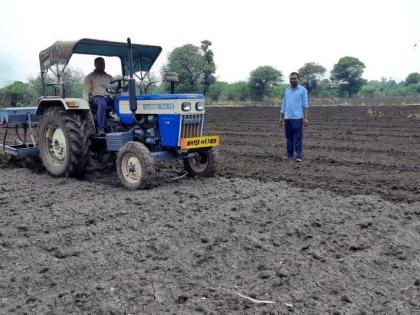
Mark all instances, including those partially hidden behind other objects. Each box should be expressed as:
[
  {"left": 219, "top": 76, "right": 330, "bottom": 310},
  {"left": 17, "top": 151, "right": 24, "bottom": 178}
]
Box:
[{"left": 180, "top": 135, "right": 220, "bottom": 149}]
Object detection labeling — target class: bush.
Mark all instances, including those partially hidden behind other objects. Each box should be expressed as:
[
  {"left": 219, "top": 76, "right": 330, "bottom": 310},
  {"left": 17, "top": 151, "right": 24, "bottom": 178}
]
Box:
[
  {"left": 225, "top": 82, "right": 251, "bottom": 101},
  {"left": 206, "top": 82, "right": 229, "bottom": 101},
  {"left": 0, "top": 81, "right": 38, "bottom": 107},
  {"left": 358, "top": 85, "right": 377, "bottom": 97}
]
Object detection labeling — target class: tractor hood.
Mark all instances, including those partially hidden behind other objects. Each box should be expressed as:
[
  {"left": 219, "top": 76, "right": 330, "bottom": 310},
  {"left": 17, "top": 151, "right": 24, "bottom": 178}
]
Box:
[{"left": 39, "top": 38, "right": 162, "bottom": 75}]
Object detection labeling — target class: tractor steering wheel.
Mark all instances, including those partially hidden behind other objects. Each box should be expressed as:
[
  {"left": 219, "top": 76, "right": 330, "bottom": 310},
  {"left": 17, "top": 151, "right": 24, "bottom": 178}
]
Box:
[{"left": 106, "top": 79, "right": 129, "bottom": 94}]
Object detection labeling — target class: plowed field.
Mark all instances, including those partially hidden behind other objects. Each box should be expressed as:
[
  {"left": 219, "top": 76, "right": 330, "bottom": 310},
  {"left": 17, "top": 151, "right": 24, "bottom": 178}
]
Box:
[{"left": 0, "top": 105, "right": 419, "bottom": 314}]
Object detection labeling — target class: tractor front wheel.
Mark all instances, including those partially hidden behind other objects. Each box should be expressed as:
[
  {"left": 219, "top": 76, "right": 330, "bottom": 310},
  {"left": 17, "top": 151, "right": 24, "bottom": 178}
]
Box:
[
  {"left": 183, "top": 148, "right": 217, "bottom": 177},
  {"left": 116, "top": 142, "right": 155, "bottom": 190}
]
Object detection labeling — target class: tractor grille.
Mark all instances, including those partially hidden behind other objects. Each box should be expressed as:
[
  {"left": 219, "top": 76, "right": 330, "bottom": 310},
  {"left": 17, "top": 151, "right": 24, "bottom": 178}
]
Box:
[{"left": 180, "top": 114, "right": 203, "bottom": 138}]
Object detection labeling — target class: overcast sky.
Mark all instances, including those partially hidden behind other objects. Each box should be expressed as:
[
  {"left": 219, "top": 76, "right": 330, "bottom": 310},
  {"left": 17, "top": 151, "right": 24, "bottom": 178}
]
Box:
[{"left": 0, "top": 0, "right": 419, "bottom": 86}]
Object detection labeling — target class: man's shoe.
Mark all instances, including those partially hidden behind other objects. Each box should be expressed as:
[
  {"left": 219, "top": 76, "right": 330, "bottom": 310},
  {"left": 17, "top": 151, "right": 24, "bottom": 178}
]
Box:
[
  {"left": 295, "top": 158, "right": 303, "bottom": 162},
  {"left": 97, "top": 129, "right": 106, "bottom": 137},
  {"left": 282, "top": 156, "right": 292, "bottom": 160}
]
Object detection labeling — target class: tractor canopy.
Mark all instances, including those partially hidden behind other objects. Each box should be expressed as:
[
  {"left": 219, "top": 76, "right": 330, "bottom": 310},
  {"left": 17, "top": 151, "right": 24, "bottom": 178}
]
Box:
[{"left": 39, "top": 38, "right": 162, "bottom": 76}]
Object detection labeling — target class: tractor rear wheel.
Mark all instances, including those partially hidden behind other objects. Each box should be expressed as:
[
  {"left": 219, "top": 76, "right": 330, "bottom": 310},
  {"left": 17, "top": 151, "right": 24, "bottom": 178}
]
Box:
[
  {"left": 184, "top": 148, "right": 217, "bottom": 177},
  {"left": 116, "top": 141, "right": 155, "bottom": 190},
  {"left": 39, "top": 107, "right": 90, "bottom": 178}
]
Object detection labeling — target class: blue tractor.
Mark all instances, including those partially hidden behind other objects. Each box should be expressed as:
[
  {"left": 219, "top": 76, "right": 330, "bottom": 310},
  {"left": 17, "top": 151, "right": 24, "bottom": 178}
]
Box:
[{"left": 0, "top": 38, "right": 220, "bottom": 189}]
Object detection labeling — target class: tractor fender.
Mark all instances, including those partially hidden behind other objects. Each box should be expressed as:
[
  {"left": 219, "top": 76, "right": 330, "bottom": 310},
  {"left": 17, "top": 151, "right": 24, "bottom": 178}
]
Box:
[
  {"left": 36, "top": 98, "right": 95, "bottom": 135},
  {"left": 36, "top": 97, "right": 90, "bottom": 115}
]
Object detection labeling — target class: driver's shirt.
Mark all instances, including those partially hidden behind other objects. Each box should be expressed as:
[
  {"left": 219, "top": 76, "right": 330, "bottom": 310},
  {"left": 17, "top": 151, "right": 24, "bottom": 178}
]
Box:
[{"left": 83, "top": 70, "right": 114, "bottom": 101}]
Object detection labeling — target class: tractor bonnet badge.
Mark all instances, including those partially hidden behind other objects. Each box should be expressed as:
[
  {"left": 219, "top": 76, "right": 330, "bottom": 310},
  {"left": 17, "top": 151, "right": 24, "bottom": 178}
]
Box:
[{"left": 143, "top": 104, "right": 174, "bottom": 110}]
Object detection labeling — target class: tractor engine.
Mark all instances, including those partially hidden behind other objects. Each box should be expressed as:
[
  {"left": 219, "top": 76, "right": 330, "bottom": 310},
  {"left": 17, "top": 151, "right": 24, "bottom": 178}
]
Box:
[
  {"left": 133, "top": 115, "right": 159, "bottom": 146},
  {"left": 112, "top": 94, "right": 206, "bottom": 150}
]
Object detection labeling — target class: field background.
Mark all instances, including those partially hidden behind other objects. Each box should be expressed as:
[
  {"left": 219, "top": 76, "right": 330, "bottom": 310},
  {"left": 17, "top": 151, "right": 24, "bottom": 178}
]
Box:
[{"left": 0, "top": 104, "right": 419, "bottom": 314}]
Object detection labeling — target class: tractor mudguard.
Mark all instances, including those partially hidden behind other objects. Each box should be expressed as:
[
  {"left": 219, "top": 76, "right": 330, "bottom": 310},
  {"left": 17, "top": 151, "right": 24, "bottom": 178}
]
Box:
[{"left": 37, "top": 98, "right": 90, "bottom": 115}]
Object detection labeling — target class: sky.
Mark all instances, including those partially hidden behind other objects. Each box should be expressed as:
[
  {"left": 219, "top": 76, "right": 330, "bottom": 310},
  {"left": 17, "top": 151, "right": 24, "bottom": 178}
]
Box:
[{"left": 0, "top": 0, "right": 419, "bottom": 86}]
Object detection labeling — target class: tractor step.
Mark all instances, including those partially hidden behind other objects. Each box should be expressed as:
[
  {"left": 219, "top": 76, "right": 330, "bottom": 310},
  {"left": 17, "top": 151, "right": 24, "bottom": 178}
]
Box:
[{"left": 106, "top": 132, "right": 133, "bottom": 151}]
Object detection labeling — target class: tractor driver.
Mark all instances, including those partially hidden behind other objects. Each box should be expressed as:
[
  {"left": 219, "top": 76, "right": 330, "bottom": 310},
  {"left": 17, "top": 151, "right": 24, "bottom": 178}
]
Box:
[{"left": 83, "top": 57, "right": 113, "bottom": 136}]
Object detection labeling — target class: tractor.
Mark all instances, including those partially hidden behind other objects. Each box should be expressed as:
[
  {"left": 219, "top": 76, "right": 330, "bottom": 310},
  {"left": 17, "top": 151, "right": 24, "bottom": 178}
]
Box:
[{"left": 0, "top": 38, "right": 220, "bottom": 189}]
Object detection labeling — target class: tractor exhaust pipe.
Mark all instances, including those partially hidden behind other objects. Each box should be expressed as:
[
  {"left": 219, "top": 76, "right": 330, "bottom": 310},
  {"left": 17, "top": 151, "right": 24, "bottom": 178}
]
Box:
[
  {"left": 163, "top": 72, "right": 179, "bottom": 94},
  {"left": 127, "top": 37, "right": 140, "bottom": 124}
]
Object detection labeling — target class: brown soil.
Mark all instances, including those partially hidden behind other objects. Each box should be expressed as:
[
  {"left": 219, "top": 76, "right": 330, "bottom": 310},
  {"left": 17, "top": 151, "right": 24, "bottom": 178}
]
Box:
[
  {"left": 0, "top": 105, "right": 419, "bottom": 314},
  {"left": 206, "top": 105, "right": 420, "bottom": 203}
]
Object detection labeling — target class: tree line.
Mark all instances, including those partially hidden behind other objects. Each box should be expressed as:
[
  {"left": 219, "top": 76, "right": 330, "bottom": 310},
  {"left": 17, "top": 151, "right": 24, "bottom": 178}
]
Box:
[{"left": 2, "top": 40, "right": 420, "bottom": 107}]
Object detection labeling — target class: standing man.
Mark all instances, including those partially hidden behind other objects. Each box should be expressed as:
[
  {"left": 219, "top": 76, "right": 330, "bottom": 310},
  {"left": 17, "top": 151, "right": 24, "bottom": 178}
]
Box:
[
  {"left": 280, "top": 72, "right": 309, "bottom": 162},
  {"left": 83, "top": 57, "right": 113, "bottom": 136}
]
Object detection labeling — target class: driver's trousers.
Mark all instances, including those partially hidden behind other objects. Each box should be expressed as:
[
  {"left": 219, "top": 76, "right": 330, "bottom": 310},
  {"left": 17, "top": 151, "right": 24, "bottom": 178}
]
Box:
[{"left": 91, "top": 95, "right": 113, "bottom": 131}]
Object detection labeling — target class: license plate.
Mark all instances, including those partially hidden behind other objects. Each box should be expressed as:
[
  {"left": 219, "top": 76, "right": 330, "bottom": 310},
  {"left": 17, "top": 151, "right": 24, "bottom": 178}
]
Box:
[{"left": 180, "top": 135, "right": 220, "bottom": 149}]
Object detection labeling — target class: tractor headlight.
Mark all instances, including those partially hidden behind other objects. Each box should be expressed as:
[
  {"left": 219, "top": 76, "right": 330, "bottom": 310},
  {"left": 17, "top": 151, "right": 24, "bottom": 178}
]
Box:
[
  {"left": 196, "top": 101, "right": 205, "bottom": 111},
  {"left": 182, "top": 102, "right": 191, "bottom": 111}
]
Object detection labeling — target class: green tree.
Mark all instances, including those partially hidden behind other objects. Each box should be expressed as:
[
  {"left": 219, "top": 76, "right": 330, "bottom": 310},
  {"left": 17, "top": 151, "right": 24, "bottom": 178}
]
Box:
[
  {"left": 298, "top": 62, "right": 326, "bottom": 96},
  {"left": 200, "top": 40, "right": 216, "bottom": 94},
  {"left": 400, "top": 83, "right": 420, "bottom": 96},
  {"left": 405, "top": 72, "right": 420, "bottom": 85},
  {"left": 161, "top": 41, "right": 216, "bottom": 94},
  {"left": 0, "top": 81, "right": 37, "bottom": 107},
  {"left": 331, "top": 56, "right": 366, "bottom": 98},
  {"left": 248, "top": 66, "right": 282, "bottom": 101},
  {"left": 360, "top": 78, "right": 400, "bottom": 97}
]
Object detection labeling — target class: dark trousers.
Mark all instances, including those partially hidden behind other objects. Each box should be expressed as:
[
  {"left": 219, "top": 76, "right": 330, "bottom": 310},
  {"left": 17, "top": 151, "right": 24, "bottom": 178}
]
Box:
[
  {"left": 284, "top": 119, "right": 303, "bottom": 159},
  {"left": 91, "top": 96, "right": 113, "bottom": 130}
]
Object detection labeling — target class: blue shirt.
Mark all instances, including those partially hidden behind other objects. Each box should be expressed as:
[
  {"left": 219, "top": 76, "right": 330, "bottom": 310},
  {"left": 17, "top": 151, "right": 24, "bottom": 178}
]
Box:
[{"left": 280, "top": 85, "right": 309, "bottom": 119}]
